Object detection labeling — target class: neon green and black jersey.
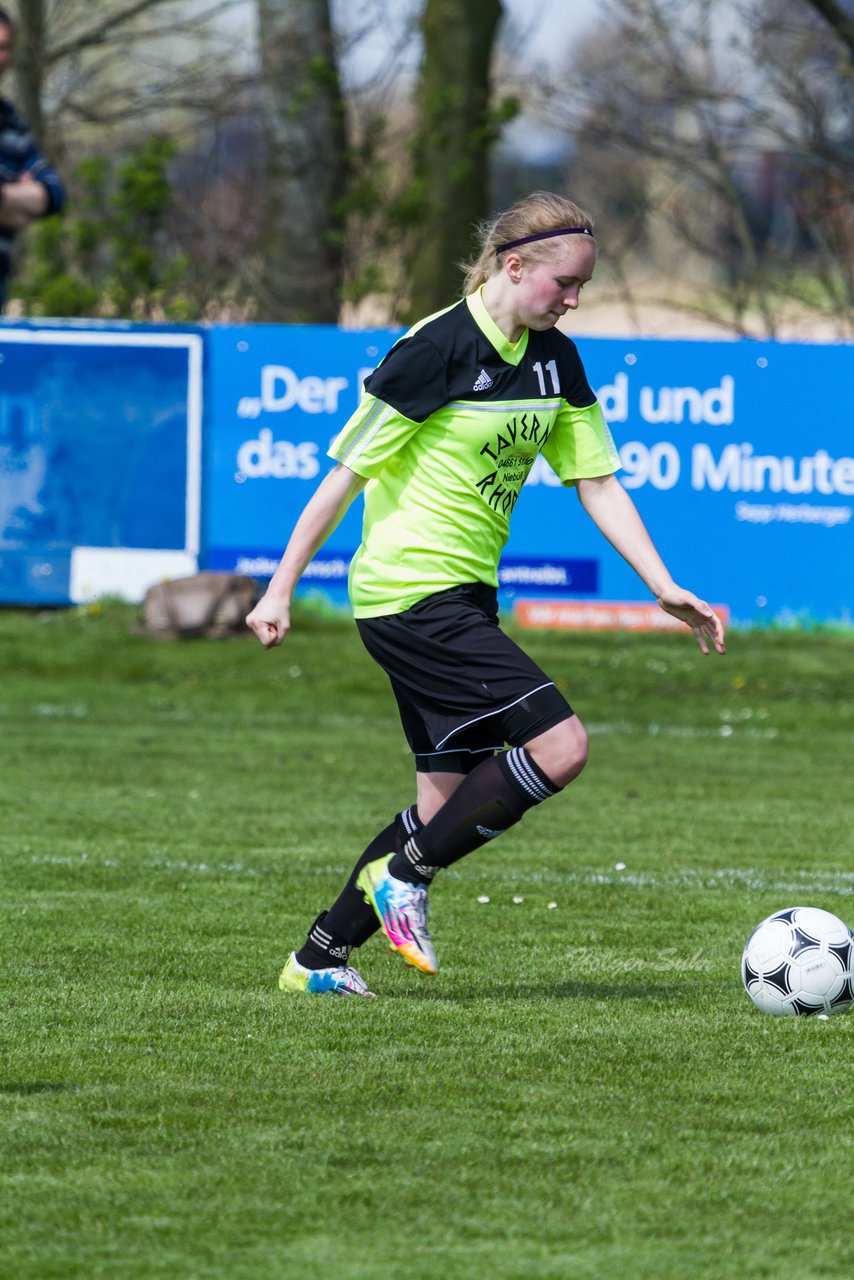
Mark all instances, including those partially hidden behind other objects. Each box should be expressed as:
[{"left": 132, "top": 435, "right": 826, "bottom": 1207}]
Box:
[{"left": 329, "top": 288, "right": 620, "bottom": 618}]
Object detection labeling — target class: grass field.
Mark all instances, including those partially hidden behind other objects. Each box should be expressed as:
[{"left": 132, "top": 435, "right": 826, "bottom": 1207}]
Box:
[{"left": 1, "top": 601, "right": 853, "bottom": 1280}]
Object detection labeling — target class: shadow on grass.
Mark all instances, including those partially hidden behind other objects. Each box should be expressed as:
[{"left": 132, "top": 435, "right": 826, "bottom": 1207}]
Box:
[
  {"left": 392, "top": 978, "right": 726, "bottom": 1002},
  {"left": 0, "top": 1082, "right": 80, "bottom": 1095}
]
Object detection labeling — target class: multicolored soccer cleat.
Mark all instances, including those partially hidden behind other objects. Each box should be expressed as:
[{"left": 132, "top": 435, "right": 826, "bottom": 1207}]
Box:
[
  {"left": 278, "top": 952, "right": 376, "bottom": 997},
  {"left": 356, "top": 853, "right": 438, "bottom": 974}
]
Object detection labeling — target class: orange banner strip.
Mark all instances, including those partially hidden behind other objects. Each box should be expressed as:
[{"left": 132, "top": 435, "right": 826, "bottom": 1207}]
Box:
[{"left": 514, "top": 600, "right": 731, "bottom": 632}]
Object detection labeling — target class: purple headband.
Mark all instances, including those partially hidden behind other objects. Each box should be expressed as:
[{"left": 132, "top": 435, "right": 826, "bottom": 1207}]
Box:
[{"left": 495, "top": 226, "right": 594, "bottom": 254}]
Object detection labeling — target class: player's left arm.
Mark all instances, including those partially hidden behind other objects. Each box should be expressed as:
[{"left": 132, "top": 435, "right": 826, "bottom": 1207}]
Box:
[{"left": 576, "top": 472, "right": 726, "bottom": 655}]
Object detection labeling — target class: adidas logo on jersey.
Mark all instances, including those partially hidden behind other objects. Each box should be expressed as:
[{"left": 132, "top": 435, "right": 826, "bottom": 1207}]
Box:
[{"left": 472, "top": 369, "right": 494, "bottom": 391}]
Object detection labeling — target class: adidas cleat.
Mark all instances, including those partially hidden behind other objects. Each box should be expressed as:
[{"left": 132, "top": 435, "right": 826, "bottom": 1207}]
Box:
[
  {"left": 356, "top": 854, "right": 438, "bottom": 974},
  {"left": 278, "top": 952, "right": 376, "bottom": 997}
]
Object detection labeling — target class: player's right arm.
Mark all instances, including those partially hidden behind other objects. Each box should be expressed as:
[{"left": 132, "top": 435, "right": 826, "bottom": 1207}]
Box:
[{"left": 245, "top": 462, "right": 366, "bottom": 649}]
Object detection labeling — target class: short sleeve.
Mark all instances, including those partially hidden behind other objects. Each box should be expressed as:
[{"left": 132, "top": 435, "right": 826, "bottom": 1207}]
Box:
[
  {"left": 328, "top": 392, "right": 423, "bottom": 479},
  {"left": 541, "top": 400, "right": 621, "bottom": 485},
  {"left": 363, "top": 334, "right": 449, "bottom": 422}
]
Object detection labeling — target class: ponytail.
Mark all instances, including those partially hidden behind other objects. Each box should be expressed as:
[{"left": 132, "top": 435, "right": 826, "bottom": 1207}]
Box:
[{"left": 461, "top": 192, "right": 594, "bottom": 295}]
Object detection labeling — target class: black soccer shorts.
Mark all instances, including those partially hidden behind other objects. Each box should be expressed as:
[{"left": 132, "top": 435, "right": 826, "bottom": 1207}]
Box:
[{"left": 356, "top": 583, "right": 574, "bottom": 774}]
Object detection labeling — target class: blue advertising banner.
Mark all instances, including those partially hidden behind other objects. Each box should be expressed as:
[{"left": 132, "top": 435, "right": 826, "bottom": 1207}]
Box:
[
  {"left": 3, "top": 318, "right": 849, "bottom": 621},
  {"left": 0, "top": 322, "right": 202, "bottom": 605},
  {"left": 204, "top": 324, "right": 397, "bottom": 604},
  {"left": 204, "top": 325, "right": 852, "bottom": 625},
  {"left": 577, "top": 338, "right": 852, "bottom": 624}
]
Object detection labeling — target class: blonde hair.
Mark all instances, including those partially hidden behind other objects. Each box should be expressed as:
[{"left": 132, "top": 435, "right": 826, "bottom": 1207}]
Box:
[{"left": 461, "top": 192, "right": 595, "bottom": 295}]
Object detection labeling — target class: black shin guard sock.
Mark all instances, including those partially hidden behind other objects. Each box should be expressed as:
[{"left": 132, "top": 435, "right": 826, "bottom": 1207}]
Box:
[
  {"left": 295, "top": 911, "right": 352, "bottom": 971},
  {"left": 299, "top": 807, "right": 424, "bottom": 960},
  {"left": 389, "top": 748, "right": 560, "bottom": 883}
]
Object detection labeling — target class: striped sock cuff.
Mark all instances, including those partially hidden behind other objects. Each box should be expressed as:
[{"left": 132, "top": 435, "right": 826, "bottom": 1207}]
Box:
[
  {"left": 501, "top": 746, "right": 560, "bottom": 804},
  {"left": 400, "top": 805, "right": 422, "bottom": 838},
  {"left": 307, "top": 915, "right": 351, "bottom": 964},
  {"left": 401, "top": 836, "right": 439, "bottom": 882}
]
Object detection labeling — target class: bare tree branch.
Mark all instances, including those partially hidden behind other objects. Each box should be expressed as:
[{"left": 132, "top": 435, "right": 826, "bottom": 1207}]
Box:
[
  {"left": 522, "top": 0, "right": 854, "bottom": 336},
  {"left": 46, "top": 0, "right": 176, "bottom": 64},
  {"left": 800, "top": 0, "right": 854, "bottom": 63}
]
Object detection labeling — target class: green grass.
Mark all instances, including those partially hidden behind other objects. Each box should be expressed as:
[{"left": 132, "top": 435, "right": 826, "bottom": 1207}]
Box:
[{"left": 1, "top": 601, "right": 853, "bottom": 1280}]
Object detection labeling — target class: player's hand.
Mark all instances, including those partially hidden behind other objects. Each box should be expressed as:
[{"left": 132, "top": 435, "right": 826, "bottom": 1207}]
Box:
[
  {"left": 656, "top": 586, "right": 726, "bottom": 655},
  {"left": 245, "top": 594, "right": 291, "bottom": 649}
]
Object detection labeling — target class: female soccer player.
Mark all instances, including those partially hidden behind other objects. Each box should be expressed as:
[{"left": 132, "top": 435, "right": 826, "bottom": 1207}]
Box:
[{"left": 246, "top": 191, "right": 726, "bottom": 997}]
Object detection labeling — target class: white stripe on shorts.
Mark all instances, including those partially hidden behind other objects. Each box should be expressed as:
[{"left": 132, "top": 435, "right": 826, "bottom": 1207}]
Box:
[{"left": 433, "top": 682, "right": 555, "bottom": 751}]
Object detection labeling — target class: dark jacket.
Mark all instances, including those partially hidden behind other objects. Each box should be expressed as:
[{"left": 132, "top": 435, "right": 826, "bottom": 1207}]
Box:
[{"left": 0, "top": 95, "right": 65, "bottom": 286}]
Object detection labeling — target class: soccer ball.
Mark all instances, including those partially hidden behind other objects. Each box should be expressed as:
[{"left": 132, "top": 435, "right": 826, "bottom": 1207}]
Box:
[{"left": 741, "top": 906, "right": 854, "bottom": 1017}]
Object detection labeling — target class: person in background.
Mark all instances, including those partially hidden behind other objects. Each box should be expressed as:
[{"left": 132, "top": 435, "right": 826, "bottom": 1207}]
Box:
[{"left": 0, "top": 8, "right": 64, "bottom": 312}]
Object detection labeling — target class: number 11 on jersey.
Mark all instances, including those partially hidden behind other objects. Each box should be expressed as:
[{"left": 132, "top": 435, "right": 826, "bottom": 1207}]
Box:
[{"left": 532, "top": 360, "right": 560, "bottom": 395}]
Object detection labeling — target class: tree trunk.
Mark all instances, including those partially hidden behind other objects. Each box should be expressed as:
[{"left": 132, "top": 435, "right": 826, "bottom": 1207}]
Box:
[
  {"left": 13, "top": 0, "right": 47, "bottom": 147},
  {"left": 256, "top": 0, "right": 348, "bottom": 322},
  {"left": 406, "top": 0, "right": 503, "bottom": 320}
]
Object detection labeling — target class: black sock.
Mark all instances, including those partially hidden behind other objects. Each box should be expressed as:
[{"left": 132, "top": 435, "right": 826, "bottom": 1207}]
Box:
[
  {"left": 295, "top": 806, "right": 423, "bottom": 967},
  {"left": 295, "top": 910, "right": 353, "bottom": 971},
  {"left": 388, "top": 748, "right": 560, "bottom": 884}
]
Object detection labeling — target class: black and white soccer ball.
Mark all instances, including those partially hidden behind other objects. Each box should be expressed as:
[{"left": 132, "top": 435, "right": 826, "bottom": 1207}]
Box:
[{"left": 742, "top": 906, "right": 854, "bottom": 1016}]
